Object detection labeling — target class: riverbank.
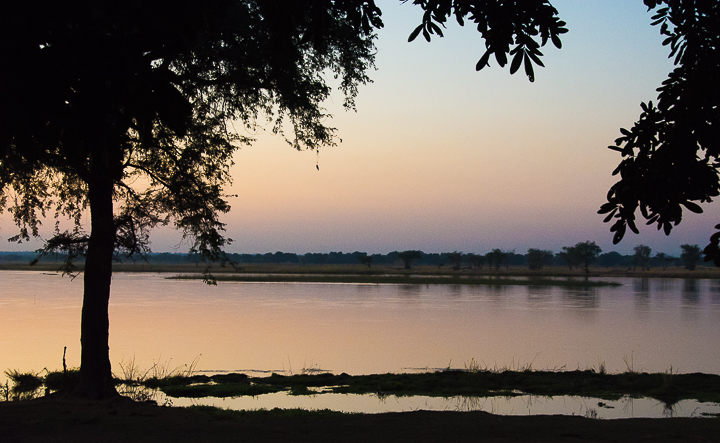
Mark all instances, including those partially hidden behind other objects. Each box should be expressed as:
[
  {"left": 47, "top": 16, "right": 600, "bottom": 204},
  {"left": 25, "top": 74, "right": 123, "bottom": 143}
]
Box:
[
  {"left": 2, "top": 396, "right": 720, "bottom": 443},
  {"left": 3, "top": 262, "right": 720, "bottom": 279}
]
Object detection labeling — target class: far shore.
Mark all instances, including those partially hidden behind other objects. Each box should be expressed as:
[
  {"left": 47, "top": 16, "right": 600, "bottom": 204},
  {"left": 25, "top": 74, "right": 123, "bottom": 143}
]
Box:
[{"left": 2, "top": 262, "right": 720, "bottom": 280}]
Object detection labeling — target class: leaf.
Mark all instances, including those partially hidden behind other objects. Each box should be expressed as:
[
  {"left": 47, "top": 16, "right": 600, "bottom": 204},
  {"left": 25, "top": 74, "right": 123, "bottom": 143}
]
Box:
[
  {"left": 613, "top": 225, "right": 626, "bottom": 244},
  {"left": 598, "top": 202, "right": 616, "bottom": 214},
  {"left": 523, "top": 53, "right": 535, "bottom": 82},
  {"left": 628, "top": 218, "right": 639, "bottom": 234},
  {"left": 663, "top": 221, "right": 672, "bottom": 235},
  {"left": 682, "top": 201, "right": 703, "bottom": 213},
  {"left": 495, "top": 50, "right": 507, "bottom": 67},
  {"left": 509, "top": 50, "right": 523, "bottom": 75},
  {"left": 408, "top": 25, "right": 423, "bottom": 42},
  {"left": 475, "top": 51, "right": 491, "bottom": 71},
  {"left": 551, "top": 33, "right": 562, "bottom": 49},
  {"left": 603, "top": 208, "right": 618, "bottom": 223},
  {"left": 527, "top": 49, "right": 544, "bottom": 67},
  {"left": 427, "top": 21, "right": 444, "bottom": 37}
]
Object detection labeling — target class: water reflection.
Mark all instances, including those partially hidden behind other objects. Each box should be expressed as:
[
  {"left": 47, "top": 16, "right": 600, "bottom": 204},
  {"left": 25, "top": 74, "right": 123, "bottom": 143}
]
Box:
[
  {"left": 633, "top": 278, "right": 650, "bottom": 295},
  {"left": 682, "top": 279, "right": 701, "bottom": 305},
  {"left": 560, "top": 287, "right": 599, "bottom": 311},
  {"left": 397, "top": 284, "right": 423, "bottom": 298},
  {"left": 161, "top": 390, "right": 720, "bottom": 418},
  {"left": 3, "top": 271, "right": 720, "bottom": 387}
]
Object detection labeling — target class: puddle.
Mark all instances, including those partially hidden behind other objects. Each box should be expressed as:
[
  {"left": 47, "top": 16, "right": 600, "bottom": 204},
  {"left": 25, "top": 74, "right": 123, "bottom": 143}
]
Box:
[{"left": 156, "top": 391, "right": 720, "bottom": 419}]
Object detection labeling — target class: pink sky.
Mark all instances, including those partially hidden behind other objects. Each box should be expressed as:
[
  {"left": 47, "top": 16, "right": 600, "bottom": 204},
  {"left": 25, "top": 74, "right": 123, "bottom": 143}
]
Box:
[{"left": 2, "top": 0, "right": 718, "bottom": 257}]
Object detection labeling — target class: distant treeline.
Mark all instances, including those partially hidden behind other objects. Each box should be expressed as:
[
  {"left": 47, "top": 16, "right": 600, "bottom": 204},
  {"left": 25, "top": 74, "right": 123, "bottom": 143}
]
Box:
[{"left": 0, "top": 249, "right": 686, "bottom": 269}]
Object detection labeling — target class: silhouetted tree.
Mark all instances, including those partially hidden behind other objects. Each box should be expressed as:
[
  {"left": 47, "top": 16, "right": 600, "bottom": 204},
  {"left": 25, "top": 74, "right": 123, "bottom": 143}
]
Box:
[
  {"left": 0, "top": 1, "right": 567, "bottom": 399},
  {"left": 599, "top": 1, "right": 720, "bottom": 266},
  {"left": 465, "top": 253, "right": 485, "bottom": 270},
  {"left": 487, "top": 249, "right": 509, "bottom": 271},
  {"left": 575, "top": 241, "right": 602, "bottom": 275},
  {"left": 0, "top": 0, "right": 381, "bottom": 399},
  {"left": 633, "top": 245, "right": 652, "bottom": 271},
  {"left": 398, "top": 250, "right": 423, "bottom": 270},
  {"left": 559, "top": 241, "right": 601, "bottom": 275},
  {"left": 446, "top": 251, "right": 463, "bottom": 270},
  {"left": 680, "top": 244, "right": 702, "bottom": 271},
  {"left": 556, "top": 247, "right": 580, "bottom": 270},
  {"left": 654, "top": 252, "right": 675, "bottom": 270},
  {"left": 527, "top": 248, "right": 553, "bottom": 270},
  {"left": 355, "top": 252, "right": 372, "bottom": 268}
]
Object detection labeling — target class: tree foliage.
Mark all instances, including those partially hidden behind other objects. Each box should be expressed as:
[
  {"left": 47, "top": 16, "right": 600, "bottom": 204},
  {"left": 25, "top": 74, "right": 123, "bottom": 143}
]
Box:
[
  {"left": 398, "top": 250, "right": 424, "bottom": 269},
  {"left": 558, "top": 241, "right": 602, "bottom": 275},
  {"left": 599, "top": 0, "right": 720, "bottom": 264},
  {"left": 0, "top": 0, "right": 568, "bottom": 399},
  {"left": 633, "top": 244, "right": 652, "bottom": 271},
  {"left": 486, "top": 248, "right": 510, "bottom": 271},
  {"left": 527, "top": 248, "right": 553, "bottom": 270},
  {"left": 405, "top": 0, "right": 567, "bottom": 82},
  {"left": 0, "top": 0, "right": 383, "bottom": 398},
  {"left": 680, "top": 244, "right": 702, "bottom": 271},
  {"left": 464, "top": 253, "right": 485, "bottom": 270}
]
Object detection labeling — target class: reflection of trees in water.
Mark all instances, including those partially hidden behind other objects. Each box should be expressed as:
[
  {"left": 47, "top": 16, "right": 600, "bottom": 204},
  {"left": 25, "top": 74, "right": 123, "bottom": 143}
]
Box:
[
  {"left": 526, "top": 286, "right": 553, "bottom": 308},
  {"left": 353, "top": 284, "right": 380, "bottom": 295},
  {"left": 560, "top": 287, "right": 599, "bottom": 310},
  {"left": 397, "top": 284, "right": 423, "bottom": 298},
  {"left": 633, "top": 278, "right": 650, "bottom": 294},
  {"left": 655, "top": 278, "right": 677, "bottom": 294},
  {"left": 447, "top": 284, "right": 463, "bottom": 297},
  {"left": 632, "top": 278, "right": 651, "bottom": 312},
  {"left": 710, "top": 280, "right": 720, "bottom": 294},
  {"left": 682, "top": 279, "right": 700, "bottom": 305}
]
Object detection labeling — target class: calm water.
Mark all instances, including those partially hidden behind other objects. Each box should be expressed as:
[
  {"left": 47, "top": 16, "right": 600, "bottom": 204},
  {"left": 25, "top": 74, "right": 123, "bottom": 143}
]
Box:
[{"left": 2, "top": 271, "right": 720, "bottom": 416}]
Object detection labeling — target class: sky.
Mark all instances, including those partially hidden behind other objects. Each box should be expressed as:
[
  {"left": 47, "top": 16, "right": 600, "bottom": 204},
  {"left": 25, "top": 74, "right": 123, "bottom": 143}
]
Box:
[{"left": 2, "top": 0, "right": 719, "bottom": 257}]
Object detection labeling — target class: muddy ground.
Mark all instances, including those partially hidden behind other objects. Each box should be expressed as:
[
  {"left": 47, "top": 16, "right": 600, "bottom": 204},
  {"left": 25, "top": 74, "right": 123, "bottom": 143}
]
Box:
[{"left": 2, "top": 396, "right": 719, "bottom": 442}]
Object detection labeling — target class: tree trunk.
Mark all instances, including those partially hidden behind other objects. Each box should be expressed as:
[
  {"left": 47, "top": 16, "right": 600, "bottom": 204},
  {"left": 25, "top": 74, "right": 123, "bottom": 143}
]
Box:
[{"left": 74, "top": 147, "right": 118, "bottom": 399}]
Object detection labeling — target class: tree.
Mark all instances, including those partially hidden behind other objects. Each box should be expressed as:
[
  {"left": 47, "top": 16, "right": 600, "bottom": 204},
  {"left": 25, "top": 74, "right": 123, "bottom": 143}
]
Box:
[
  {"left": 575, "top": 241, "right": 602, "bottom": 275},
  {"left": 654, "top": 252, "right": 675, "bottom": 270},
  {"left": 599, "top": 1, "right": 720, "bottom": 266},
  {"left": 397, "top": 250, "right": 423, "bottom": 270},
  {"left": 465, "top": 253, "right": 485, "bottom": 270},
  {"left": 446, "top": 251, "right": 463, "bottom": 270},
  {"left": 680, "top": 244, "right": 702, "bottom": 271},
  {"left": 487, "top": 249, "right": 509, "bottom": 271},
  {"left": 560, "top": 241, "right": 601, "bottom": 275},
  {"left": 556, "top": 246, "right": 580, "bottom": 270},
  {"left": 355, "top": 252, "right": 373, "bottom": 268},
  {"left": 633, "top": 245, "right": 652, "bottom": 271},
  {"left": 527, "top": 248, "right": 553, "bottom": 270},
  {"left": 0, "top": 0, "right": 382, "bottom": 399},
  {"left": 0, "top": 1, "right": 567, "bottom": 399}
]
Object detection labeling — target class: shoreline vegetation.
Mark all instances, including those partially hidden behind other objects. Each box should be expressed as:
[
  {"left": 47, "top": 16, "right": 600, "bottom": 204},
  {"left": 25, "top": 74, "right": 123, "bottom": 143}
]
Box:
[
  {"left": 3, "top": 262, "right": 720, "bottom": 280},
  {"left": 6, "top": 365, "right": 720, "bottom": 411},
  {"left": 3, "top": 367, "right": 720, "bottom": 443}
]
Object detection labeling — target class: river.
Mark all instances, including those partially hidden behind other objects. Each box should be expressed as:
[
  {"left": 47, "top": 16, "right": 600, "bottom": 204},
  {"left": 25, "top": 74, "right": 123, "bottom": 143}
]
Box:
[{"left": 2, "top": 270, "right": 719, "bottom": 417}]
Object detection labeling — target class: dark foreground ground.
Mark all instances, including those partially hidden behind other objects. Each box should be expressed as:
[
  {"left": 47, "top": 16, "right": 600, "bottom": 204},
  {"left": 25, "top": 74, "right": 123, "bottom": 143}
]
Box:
[{"left": 2, "top": 396, "right": 720, "bottom": 443}]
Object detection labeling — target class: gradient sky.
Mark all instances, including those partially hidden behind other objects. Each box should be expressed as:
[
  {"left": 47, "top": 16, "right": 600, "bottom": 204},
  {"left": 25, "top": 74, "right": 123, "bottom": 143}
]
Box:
[{"left": 3, "top": 0, "right": 719, "bottom": 257}]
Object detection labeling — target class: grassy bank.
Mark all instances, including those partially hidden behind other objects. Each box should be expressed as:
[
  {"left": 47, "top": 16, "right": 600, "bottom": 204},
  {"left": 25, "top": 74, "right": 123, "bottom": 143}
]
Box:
[
  {"left": 167, "top": 273, "right": 622, "bottom": 286},
  {"left": 5, "top": 367, "right": 720, "bottom": 442},
  {"left": 3, "top": 261, "right": 720, "bottom": 279},
  {"left": 146, "top": 370, "right": 720, "bottom": 407},
  {"left": 7, "top": 367, "right": 720, "bottom": 408}
]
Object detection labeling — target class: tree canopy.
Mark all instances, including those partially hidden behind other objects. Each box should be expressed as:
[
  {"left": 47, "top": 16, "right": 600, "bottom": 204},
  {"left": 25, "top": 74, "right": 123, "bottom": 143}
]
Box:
[
  {"left": 0, "top": 0, "right": 567, "bottom": 399},
  {"left": 599, "top": 0, "right": 720, "bottom": 264}
]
